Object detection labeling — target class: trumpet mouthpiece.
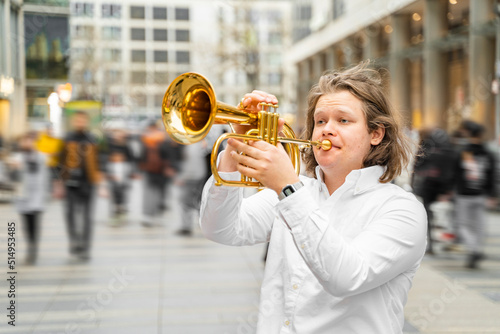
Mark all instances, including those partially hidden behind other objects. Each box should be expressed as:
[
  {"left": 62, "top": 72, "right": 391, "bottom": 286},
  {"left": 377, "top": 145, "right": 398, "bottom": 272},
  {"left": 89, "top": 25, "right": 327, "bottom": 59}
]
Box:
[{"left": 320, "top": 140, "right": 332, "bottom": 151}]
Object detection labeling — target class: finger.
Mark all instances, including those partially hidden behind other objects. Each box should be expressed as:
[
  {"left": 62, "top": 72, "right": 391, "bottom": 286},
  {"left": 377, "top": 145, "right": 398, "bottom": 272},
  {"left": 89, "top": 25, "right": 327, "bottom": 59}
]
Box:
[
  {"left": 240, "top": 92, "right": 278, "bottom": 110},
  {"left": 251, "top": 90, "right": 278, "bottom": 104},
  {"left": 230, "top": 150, "right": 259, "bottom": 169},
  {"left": 248, "top": 140, "right": 274, "bottom": 151},
  {"left": 236, "top": 163, "right": 260, "bottom": 182},
  {"left": 277, "top": 118, "right": 285, "bottom": 134},
  {"left": 227, "top": 138, "right": 262, "bottom": 158}
]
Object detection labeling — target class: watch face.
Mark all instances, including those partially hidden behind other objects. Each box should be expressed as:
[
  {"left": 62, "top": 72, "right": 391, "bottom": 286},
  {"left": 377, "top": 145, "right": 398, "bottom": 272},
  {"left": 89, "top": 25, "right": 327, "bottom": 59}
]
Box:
[{"left": 284, "top": 186, "right": 294, "bottom": 196}]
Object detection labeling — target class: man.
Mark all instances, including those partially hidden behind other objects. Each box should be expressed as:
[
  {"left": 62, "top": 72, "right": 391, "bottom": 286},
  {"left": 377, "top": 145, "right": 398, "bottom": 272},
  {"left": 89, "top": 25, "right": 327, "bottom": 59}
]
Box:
[
  {"left": 453, "top": 120, "right": 497, "bottom": 269},
  {"left": 138, "top": 121, "right": 170, "bottom": 226},
  {"left": 58, "top": 111, "right": 101, "bottom": 260},
  {"left": 200, "top": 62, "right": 426, "bottom": 333}
]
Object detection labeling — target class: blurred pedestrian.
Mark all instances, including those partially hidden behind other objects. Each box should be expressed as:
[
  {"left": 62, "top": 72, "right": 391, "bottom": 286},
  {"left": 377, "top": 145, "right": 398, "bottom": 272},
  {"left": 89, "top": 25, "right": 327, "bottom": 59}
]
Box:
[
  {"left": 412, "top": 127, "right": 456, "bottom": 254},
  {"left": 106, "top": 129, "right": 136, "bottom": 222},
  {"left": 453, "top": 120, "right": 497, "bottom": 269},
  {"left": 12, "top": 132, "right": 50, "bottom": 264},
  {"left": 36, "top": 123, "right": 64, "bottom": 192},
  {"left": 159, "top": 136, "right": 183, "bottom": 212},
  {"left": 138, "top": 121, "right": 170, "bottom": 226},
  {"left": 176, "top": 140, "right": 208, "bottom": 236},
  {"left": 57, "top": 111, "right": 103, "bottom": 260}
]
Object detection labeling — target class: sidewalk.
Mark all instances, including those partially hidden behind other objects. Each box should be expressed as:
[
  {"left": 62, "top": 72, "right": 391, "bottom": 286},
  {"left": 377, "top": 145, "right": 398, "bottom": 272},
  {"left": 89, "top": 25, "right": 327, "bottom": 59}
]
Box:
[{"left": 0, "top": 180, "right": 499, "bottom": 333}]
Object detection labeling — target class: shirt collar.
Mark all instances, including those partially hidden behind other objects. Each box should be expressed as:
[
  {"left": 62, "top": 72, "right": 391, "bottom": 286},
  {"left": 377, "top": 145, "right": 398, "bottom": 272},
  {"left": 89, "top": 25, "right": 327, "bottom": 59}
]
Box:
[{"left": 315, "top": 165, "right": 385, "bottom": 195}]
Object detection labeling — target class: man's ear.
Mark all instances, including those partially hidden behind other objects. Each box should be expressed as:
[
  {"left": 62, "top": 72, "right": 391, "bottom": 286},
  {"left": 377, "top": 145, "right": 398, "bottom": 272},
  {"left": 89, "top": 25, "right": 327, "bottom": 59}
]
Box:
[{"left": 370, "top": 126, "right": 385, "bottom": 146}]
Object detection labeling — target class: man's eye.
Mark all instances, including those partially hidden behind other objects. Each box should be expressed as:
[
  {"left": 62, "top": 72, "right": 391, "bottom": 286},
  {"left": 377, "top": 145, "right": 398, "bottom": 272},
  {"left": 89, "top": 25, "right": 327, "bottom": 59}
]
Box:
[
  {"left": 316, "top": 119, "right": 325, "bottom": 125},
  {"left": 340, "top": 119, "right": 349, "bottom": 124}
]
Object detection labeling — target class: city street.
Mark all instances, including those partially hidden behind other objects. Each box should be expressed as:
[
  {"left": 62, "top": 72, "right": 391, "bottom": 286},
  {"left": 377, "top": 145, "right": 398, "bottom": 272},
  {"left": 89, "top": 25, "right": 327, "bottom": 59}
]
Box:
[{"left": 1, "top": 179, "right": 500, "bottom": 334}]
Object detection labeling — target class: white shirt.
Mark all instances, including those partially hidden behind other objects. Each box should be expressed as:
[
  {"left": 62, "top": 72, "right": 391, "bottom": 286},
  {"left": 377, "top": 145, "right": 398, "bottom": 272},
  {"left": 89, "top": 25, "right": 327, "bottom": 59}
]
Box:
[{"left": 200, "top": 164, "right": 427, "bottom": 334}]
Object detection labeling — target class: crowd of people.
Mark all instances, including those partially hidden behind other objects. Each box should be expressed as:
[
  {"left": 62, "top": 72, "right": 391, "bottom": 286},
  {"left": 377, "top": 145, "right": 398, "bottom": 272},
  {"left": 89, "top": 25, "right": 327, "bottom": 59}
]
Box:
[
  {"left": 412, "top": 119, "right": 497, "bottom": 269},
  {"left": 0, "top": 112, "right": 217, "bottom": 264}
]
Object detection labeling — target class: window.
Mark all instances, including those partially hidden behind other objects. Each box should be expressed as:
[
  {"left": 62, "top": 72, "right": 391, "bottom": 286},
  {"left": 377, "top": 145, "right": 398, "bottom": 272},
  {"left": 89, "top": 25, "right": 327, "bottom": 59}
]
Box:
[
  {"left": 268, "top": 52, "right": 281, "bottom": 66},
  {"left": 73, "top": 25, "right": 94, "bottom": 39},
  {"left": 154, "top": 94, "right": 164, "bottom": 107},
  {"left": 154, "top": 51, "right": 168, "bottom": 63},
  {"left": 268, "top": 32, "right": 282, "bottom": 45},
  {"left": 102, "top": 26, "right": 121, "bottom": 40},
  {"left": 153, "top": 29, "right": 167, "bottom": 41},
  {"left": 131, "top": 71, "right": 147, "bottom": 84},
  {"left": 106, "top": 70, "right": 122, "bottom": 82},
  {"left": 102, "top": 4, "right": 121, "bottom": 18},
  {"left": 332, "top": 0, "right": 345, "bottom": 20},
  {"left": 72, "top": 3, "right": 94, "bottom": 17},
  {"left": 176, "top": 51, "right": 190, "bottom": 64},
  {"left": 268, "top": 72, "right": 281, "bottom": 85},
  {"left": 153, "top": 7, "right": 167, "bottom": 20},
  {"left": 175, "top": 8, "right": 189, "bottom": 20},
  {"left": 103, "top": 49, "right": 121, "bottom": 62},
  {"left": 105, "top": 93, "right": 123, "bottom": 106},
  {"left": 154, "top": 72, "right": 169, "bottom": 84},
  {"left": 130, "top": 6, "right": 145, "bottom": 19},
  {"left": 131, "top": 92, "right": 147, "bottom": 107},
  {"left": 175, "top": 29, "right": 189, "bottom": 42},
  {"left": 131, "top": 50, "right": 146, "bottom": 62},
  {"left": 298, "top": 5, "right": 311, "bottom": 20},
  {"left": 131, "top": 28, "right": 145, "bottom": 41}
]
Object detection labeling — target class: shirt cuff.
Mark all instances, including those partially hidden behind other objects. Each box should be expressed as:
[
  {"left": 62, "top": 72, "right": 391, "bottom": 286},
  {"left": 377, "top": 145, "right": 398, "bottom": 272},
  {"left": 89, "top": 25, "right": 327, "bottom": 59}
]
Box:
[{"left": 276, "top": 186, "right": 324, "bottom": 231}]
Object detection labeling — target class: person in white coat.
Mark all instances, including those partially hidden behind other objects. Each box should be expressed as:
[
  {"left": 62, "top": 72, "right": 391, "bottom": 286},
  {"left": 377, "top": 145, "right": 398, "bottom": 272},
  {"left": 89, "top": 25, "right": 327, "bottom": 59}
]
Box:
[
  {"left": 200, "top": 62, "right": 427, "bottom": 333},
  {"left": 12, "top": 132, "right": 50, "bottom": 264}
]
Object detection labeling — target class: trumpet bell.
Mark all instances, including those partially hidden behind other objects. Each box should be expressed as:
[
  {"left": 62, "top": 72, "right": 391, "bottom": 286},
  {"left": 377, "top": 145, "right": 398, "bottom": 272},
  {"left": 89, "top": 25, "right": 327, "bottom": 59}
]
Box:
[{"left": 161, "top": 73, "right": 217, "bottom": 145}]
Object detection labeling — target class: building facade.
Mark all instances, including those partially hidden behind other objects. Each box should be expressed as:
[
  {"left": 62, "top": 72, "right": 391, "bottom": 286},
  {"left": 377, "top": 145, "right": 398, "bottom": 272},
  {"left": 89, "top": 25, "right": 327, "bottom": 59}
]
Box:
[
  {"left": 0, "top": 0, "right": 25, "bottom": 141},
  {"left": 215, "top": 0, "right": 293, "bottom": 115},
  {"left": 288, "top": 0, "right": 498, "bottom": 139},
  {"left": 68, "top": 0, "right": 293, "bottom": 126}
]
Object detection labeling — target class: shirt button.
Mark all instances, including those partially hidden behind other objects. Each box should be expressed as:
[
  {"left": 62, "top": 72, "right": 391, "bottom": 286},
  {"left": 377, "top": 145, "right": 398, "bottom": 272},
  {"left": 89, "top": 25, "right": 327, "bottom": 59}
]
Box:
[
  {"left": 301, "top": 244, "right": 305, "bottom": 249},
  {"left": 285, "top": 320, "right": 290, "bottom": 326},
  {"left": 293, "top": 284, "right": 298, "bottom": 290}
]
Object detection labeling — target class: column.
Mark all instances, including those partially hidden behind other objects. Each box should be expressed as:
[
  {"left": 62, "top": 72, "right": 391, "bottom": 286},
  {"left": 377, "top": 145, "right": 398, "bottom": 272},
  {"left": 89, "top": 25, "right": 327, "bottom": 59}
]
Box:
[
  {"left": 389, "top": 14, "right": 412, "bottom": 125},
  {"left": 297, "top": 60, "right": 310, "bottom": 130},
  {"left": 423, "top": 0, "right": 448, "bottom": 128},
  {"left": 311, "top": 54, "right": 323, "bottom": 81},
  {"left": 364, "top": 24, "right": 382, "bottom": 61},
  {"left": 469, "top": 0, "right": 495, "bottom": 138},
  {"left": 326, "top": 45, "right": 341, "bottom": 71}
]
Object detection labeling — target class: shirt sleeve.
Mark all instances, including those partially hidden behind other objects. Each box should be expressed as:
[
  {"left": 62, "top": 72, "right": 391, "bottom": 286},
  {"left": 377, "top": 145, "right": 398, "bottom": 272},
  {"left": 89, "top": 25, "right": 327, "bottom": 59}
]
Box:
[
  {"left": 199, "top": 155, "right": 278, "bottom": 246},
  {"left": 276, "top": 187, "right": 427, "bottom": 298}
]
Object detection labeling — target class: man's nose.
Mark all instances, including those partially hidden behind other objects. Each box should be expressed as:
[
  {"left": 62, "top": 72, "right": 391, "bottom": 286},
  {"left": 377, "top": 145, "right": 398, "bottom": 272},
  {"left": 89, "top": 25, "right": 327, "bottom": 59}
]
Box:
[{"left": 322, "top": 121, "right": 337, "bottom": 137}]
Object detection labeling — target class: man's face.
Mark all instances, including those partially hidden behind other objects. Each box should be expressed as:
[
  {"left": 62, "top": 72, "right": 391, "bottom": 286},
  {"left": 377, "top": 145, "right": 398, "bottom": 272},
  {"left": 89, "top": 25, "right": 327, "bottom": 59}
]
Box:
[
  {"left": 311, "top": 91, "right": 384, "bottom": 176},
  {"left": 73, "top": 114, "right": 89, "bottom": 131}
]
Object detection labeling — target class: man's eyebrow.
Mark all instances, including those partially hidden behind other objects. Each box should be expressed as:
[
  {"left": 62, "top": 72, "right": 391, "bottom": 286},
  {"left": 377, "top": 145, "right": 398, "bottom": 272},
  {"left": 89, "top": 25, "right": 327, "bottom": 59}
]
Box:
[{"left": 314, "top": 108, "right": 353, "bottom": 116}]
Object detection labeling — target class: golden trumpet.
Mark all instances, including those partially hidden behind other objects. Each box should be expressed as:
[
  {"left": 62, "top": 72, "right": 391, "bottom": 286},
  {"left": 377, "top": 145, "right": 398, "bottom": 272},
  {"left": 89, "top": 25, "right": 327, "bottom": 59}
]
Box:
[{"left": 161, "top": 72, "right": 331, "bottom": 188}]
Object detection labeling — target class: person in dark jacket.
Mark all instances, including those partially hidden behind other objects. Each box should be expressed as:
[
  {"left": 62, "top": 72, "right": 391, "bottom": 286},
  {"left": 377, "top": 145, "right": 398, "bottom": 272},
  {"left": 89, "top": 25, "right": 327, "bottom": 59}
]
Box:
[
  {"left": 412, "top": 127, "right": 456, "bottom": 254},
  {"left": 58, "top": 111, "right": 102, "bottom": 260},
  {"left": 138, "top": 121, "right": 170, "bottom": 226},
  {"left": 453, "top": 120, "right": 497, "bottom": 269}
]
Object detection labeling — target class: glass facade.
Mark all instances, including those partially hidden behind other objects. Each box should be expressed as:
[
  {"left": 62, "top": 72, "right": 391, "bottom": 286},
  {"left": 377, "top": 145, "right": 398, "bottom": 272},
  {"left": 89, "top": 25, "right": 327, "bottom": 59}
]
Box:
[{"left": 24, "top": 14, "right": 69, "bottom": 80}]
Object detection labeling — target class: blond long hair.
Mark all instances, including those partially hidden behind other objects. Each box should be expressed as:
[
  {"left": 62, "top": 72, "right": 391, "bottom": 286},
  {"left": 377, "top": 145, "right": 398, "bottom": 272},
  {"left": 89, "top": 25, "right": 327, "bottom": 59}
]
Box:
[{"left": 301, "top": 61, "right": 411, "bottom": 183}]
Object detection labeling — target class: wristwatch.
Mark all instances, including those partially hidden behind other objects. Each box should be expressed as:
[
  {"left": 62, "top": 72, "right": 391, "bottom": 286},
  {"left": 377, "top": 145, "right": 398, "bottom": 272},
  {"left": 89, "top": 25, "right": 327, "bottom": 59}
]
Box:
[{"left": 278, "top": 181, "right": 304, "bottom": 201}]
